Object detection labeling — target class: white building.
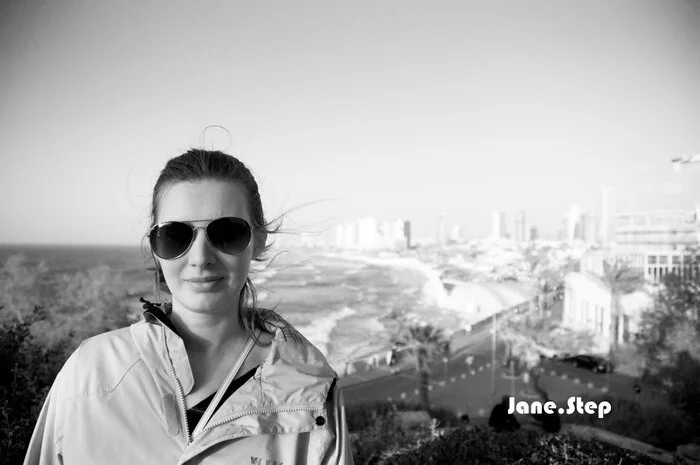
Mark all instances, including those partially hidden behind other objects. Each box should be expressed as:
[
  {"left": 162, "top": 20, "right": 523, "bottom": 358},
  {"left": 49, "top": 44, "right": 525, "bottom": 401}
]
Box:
[
  {"left": 344, "top": 221, "right": 359, "bottom": 249},
  {"left": 357, "top": 217, "right": 377, "bottom": 249},
  {"left": 391, "top": 219, "right": 407, "bottom": 249},
  {"left": 335, "top": 225, "right": 345, "bottom": 248},
  {"left": 514, "top": 211, "right": 526, "bottom": 244},
  {"left": 450, "top": 225, "right": 462, "bottom": 243},
  {"left": 582, "top": 209, "right": 700, "bottom": 283},
  {"left": 437, "top": 213, "right": 446, "bottom": 246},
  {"left": 492, "top": 210, "right": 507, "bottom": 239},
  {"left": 563, "top": 271, "right": 653, "bottom": 353}
]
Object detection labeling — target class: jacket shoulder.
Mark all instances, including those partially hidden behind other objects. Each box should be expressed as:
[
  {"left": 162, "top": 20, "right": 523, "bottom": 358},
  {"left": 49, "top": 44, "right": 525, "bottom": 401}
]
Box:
[{"left": 55, "top": 326, "right": 141, "bottom": 398}]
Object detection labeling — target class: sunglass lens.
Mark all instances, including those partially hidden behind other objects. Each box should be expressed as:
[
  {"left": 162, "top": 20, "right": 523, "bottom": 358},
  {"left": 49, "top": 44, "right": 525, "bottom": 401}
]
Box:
[
  {"left": 151, "top": 222, "right": 194, "bottom": 259},
  {"left": 207, "top": 218, "right": 251, "bottom": 254}
]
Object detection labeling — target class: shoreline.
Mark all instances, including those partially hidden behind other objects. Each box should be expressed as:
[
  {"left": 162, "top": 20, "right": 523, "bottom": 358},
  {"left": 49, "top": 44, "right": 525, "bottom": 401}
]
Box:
[
  {"left": 319, "top": 250, "right": 537, "bottom": 329},
  {"left": 319, "top": 251, "right": 448, "bottom": 307}
]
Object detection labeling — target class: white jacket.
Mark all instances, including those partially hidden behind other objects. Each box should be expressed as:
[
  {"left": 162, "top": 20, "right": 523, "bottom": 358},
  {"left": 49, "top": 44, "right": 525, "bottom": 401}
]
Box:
[{"left": 24, "top": 310, "right": 354, "bottom": 465}]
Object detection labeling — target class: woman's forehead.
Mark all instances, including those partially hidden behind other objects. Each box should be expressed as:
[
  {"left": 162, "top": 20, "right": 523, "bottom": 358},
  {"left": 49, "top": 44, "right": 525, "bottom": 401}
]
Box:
[{"left": 156, "top": 180, "right": 250, "bottom": 222}]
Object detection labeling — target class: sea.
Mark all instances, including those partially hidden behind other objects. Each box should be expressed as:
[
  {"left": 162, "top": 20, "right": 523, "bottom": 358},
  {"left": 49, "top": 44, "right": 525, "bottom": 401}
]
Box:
[{"left": 0, "top": 244, "right": 447, "bottom": 372}]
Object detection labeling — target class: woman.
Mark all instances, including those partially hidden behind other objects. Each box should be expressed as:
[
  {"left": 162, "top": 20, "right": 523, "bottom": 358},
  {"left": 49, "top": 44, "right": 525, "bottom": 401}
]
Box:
[{"left": 24, "top": 149, "right": 354, "bottom": 464}]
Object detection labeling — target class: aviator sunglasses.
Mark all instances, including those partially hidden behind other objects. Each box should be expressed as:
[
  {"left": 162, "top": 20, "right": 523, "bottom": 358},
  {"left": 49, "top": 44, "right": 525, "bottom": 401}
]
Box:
[{"left": 148, "top": 217, "right": 252, "bottom": 260}]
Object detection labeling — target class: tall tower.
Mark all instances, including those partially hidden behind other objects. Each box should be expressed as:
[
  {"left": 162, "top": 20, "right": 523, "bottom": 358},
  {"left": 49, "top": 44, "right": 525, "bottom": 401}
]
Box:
[
  {"left": 566, "top": 205, "right": 582, "bottom": 244},
  {"left": 492, "top": 210, "right": 507, "bottom": 238},
  {"left": 404, "top": 220, "right": 412, "bottom": 249}
]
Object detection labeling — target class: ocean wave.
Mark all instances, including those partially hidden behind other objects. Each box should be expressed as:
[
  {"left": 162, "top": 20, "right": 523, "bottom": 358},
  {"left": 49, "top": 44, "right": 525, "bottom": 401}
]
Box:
[{"left": 295, "top": 306, "right": 357, "bottom": 359}]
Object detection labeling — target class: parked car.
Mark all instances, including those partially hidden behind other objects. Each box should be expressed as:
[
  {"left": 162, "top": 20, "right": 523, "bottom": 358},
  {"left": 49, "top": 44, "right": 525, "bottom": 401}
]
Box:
[{"left": 561, "top": 354, "right": 614, "bottom": 373}]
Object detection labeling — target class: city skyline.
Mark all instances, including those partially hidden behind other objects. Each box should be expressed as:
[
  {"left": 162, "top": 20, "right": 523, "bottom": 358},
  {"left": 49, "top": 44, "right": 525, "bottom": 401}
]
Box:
[{"left": 2, "top": 1, "right": 700, "bottom": 245}]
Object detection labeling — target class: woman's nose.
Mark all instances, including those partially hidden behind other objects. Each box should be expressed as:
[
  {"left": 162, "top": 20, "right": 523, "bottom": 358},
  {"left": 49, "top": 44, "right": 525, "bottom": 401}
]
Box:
[{"left": 187, "top": 229, "right": 217, "bottom": 266}]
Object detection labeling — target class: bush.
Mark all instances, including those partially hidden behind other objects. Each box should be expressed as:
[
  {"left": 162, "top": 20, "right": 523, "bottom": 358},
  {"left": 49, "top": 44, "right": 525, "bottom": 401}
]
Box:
[
  {"left": 345, "top": 400, "right": 459, "bottom": 432},
  {"left": 0, "top": 255, "right": 135, "bottom": 464},
  {"left": 374, "top": 425, "right": 667, "bottom": 464},
  {"left": 643, "top": 351, "right": 700, "bottom": 427},
  {"left": 565, "top": 394, "right": 697, "bottom": 452},
  {"left": 346, "top": 400, "right": 461, "bottom": 464},
  {"left": 349, "top": 409, "right": 432, "bottom": 464},
  {"left": 0, "top": 306, "right": 71, "bottom": 464}
]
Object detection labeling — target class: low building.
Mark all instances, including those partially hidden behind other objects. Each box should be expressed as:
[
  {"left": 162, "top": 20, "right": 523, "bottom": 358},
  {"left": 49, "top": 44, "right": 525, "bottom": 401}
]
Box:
[{"left": 563, "top": 272, "right": 653, "bottom": 353}]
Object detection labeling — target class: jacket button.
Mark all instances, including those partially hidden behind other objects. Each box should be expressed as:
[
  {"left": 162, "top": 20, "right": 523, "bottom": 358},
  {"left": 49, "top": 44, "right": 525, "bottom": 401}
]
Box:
[{"left": 315, "top": 416, "right": 326, "bottom": 426}]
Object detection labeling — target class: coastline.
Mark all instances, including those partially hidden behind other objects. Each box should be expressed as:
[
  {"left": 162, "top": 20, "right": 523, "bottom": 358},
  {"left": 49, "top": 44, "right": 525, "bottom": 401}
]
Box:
[
  {"left": 319, "top": 250, "right": 537, "bottom": 332},
  {"left": 319, "top": 251, "right": 448, "bottom": 307}
]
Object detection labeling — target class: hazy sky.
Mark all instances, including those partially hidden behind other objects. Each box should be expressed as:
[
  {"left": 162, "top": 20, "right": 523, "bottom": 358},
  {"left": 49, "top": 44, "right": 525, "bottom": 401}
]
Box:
[{"left": 2, "top": 0, "right": 699, "bottom": 245}]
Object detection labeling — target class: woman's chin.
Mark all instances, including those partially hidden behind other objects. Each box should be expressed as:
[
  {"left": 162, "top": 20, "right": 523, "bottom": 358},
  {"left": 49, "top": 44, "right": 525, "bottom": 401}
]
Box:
[{"left": 179, "top": 292, "right": 235, "bottom": 314}]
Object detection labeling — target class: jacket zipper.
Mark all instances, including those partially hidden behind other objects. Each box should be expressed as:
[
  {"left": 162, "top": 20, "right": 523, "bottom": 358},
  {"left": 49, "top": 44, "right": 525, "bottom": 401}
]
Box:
[
  {"left": 162, "top": 326, "right": 192, "bottom": 445},
  {"left": 195, "top": 405, "right": 322, "bottom": 439}
]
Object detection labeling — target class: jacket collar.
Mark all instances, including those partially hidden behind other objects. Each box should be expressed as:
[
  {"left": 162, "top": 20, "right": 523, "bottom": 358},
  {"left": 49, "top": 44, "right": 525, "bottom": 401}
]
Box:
[{"left": 133, "top": 305, "right": 338, "bottom": 415}]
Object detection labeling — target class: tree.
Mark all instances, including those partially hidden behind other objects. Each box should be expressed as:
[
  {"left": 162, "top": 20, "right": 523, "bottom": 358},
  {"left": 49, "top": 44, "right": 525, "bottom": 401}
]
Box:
[
  {"left": 498, "top": 314, "right": 542, "bottom": 380},
  {"left": 391, "top": 322, "right": 449, "bottom": 410},
  {"left": 637, "top": 272, "right": 700, "bottom": 368},
  {"left": 600, "top": 260, "right": 646, "bottom": 353},
  {"left": 636, "top": 272, "right": 700, "bottom": 425},
  {"left": 497, "top": 312, "right": 595, "bottom": 395},
  {"left": 522, "top": 245, "right": 561, "bottom": 316}
]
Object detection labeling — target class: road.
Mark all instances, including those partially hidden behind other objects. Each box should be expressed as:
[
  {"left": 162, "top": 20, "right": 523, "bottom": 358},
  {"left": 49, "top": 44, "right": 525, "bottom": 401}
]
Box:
[{"left": 340, "top": 320, "right": 653, "bottom": 419}]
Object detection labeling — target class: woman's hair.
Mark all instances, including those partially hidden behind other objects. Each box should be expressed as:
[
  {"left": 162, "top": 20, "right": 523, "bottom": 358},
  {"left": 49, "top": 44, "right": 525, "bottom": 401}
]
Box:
[{"left": 146, "top": 149, "right": 301, "bottom": 346}]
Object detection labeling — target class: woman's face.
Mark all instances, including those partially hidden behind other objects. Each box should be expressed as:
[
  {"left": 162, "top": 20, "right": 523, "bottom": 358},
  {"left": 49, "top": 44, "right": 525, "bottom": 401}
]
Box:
[{"left": 154, "top": 180, "right": 264, "bottom": 316}]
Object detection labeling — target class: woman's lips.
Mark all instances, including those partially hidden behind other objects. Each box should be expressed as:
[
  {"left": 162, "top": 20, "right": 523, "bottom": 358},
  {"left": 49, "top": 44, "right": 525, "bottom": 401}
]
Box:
[{"left": 185, "top": 277, "right": 224, "bottom": 291}]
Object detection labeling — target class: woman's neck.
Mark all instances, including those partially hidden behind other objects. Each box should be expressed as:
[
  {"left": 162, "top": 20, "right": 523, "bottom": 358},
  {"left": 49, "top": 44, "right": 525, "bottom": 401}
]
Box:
[{"left": 169, "top": 307, "right": 250, "bottom": 359}]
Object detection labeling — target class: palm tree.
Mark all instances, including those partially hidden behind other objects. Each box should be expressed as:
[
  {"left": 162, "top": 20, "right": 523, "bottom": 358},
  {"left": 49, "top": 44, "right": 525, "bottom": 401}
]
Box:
[
  {"left": 601, "top": 260, "right": 646, "bottom": 353},
  {"left": 523, "top": 246, "right": 561, "bottom": 316},
  {"left": 391, "top": 322, "right": 449, "bottom": 410}
]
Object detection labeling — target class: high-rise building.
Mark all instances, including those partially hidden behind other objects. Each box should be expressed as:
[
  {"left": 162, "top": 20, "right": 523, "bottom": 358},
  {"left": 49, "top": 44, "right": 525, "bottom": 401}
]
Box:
[
  {"left": 450, "top": 225, "right": 462, "bottom": 243},
  {"left": 585, "top": 215, "right": 599, "bottom": 246},
  {"left": 335, "top": 224, "right": 345, "bottom": 248},
  {"left": 579, "top": 212, "right": 589, "bottom": 242},
  {"left": 565, "top": 205, "right": 582, "bottom": 244},
  {"left": 391, "top": 219, "right": 406, "bottom": 249},
  {"left": 357, "top": 217, "right": 378, "bottom": 249},
  {"left": 492, "top": 210, "right": 507, "bottom": 238},
  {"left": 601, "top": 187, "right": 617, "bottom": 248},
  {"left": 514, "top": 211, "right": 526, "bottom": 243},
  {"left": 404, "top": 220, "right": 412, "bottom": 249},
  {"left": 530, "top": 226, "right": 539, "bottom": 241},
  {"left": 344, "top": 221, "right": 359, "bottom": 248}
]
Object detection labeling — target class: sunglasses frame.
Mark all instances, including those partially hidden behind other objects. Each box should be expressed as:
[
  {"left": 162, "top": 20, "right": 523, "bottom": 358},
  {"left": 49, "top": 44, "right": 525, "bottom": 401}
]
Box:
[{"left": 148, "top": 216, "right": 253, "bottom": 260}]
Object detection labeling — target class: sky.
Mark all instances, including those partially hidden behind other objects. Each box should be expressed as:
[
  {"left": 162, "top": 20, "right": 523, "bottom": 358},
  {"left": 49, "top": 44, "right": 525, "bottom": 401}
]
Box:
[{"left": 1, "top": 0, "right": 700, "bottom": 245}]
